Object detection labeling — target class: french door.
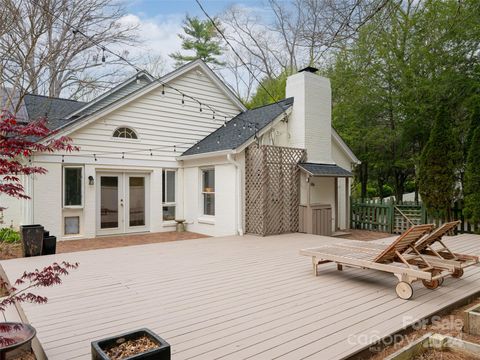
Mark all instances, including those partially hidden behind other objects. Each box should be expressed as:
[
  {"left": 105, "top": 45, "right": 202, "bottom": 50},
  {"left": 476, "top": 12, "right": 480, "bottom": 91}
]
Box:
[{"left": 96, "top": 172, "right": 149, "bottom": 235}]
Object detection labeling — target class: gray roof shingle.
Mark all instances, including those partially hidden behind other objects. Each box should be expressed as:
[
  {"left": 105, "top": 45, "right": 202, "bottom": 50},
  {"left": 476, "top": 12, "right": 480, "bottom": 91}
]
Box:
[
  {"left": 23, "top": 94, "right": 86, "bottom": 130},
  {"left": 182, "top": 98, "right": 293, "bottom": 156},
  {"left": 298, "top": 163, "right": 353, "bottom": 177}
]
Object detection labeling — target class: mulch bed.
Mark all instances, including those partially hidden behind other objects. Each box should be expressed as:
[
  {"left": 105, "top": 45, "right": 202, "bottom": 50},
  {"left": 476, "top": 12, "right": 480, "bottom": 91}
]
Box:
[
  {"left": 103, "top": 335, "right": 159, "bottom": 360},
  {"left": 413, "top": 348, "right": 480, "bottom": 360},
  {"left": 358, "top": 297, "right": 480, "bottom": 359}
]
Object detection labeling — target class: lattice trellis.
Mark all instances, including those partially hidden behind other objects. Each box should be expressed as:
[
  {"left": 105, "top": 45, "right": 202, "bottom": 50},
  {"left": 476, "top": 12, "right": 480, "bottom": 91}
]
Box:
[{"left": 245, "top": 145, "right": 306, "bottom": 236}]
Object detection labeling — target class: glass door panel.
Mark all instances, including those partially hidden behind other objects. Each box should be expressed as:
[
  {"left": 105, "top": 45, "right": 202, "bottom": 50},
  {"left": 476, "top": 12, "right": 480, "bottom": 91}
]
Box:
[
  {"left": 100, "top": 176, "right": 120, "bottom": 229},
  {"left": 128, "top": 176, "right": 145, "bottom": 227}
]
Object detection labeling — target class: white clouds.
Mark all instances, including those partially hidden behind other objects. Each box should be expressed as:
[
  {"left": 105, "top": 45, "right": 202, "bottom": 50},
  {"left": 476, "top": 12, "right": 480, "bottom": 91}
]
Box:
[{"left": 117, "top": 13, "right": 184, "bottom": 72}]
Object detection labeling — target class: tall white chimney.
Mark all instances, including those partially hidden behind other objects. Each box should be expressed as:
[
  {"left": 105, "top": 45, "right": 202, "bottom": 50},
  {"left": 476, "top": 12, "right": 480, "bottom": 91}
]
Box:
[{"left": 285, "top": 68, "right": 333, "bottom": 164}]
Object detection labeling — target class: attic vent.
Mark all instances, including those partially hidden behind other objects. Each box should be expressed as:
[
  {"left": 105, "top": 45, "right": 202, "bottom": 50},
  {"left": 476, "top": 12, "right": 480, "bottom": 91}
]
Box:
[{"left": 298, "top": 66, "right": 318, "bottom": 73}]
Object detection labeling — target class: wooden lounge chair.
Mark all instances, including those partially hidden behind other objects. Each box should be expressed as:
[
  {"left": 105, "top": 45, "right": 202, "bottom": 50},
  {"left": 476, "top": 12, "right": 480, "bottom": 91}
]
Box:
[
  {"left": 412, "top": 220, "right": 479, "bottom": 278},
  {"left": 300, "top": 224, "right": 449, "bottom": 300}
]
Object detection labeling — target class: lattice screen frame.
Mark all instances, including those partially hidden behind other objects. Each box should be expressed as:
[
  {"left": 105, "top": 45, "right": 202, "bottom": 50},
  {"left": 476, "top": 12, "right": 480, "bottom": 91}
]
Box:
[{"left": 245, "top": 145, "right": 306, "bottom": 236}]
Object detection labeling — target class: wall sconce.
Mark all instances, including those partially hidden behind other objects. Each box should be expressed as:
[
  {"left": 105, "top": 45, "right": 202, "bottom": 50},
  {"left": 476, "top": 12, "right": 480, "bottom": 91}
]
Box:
[{"left": 88, "top": 176, "right": 94, "bottom": 186}]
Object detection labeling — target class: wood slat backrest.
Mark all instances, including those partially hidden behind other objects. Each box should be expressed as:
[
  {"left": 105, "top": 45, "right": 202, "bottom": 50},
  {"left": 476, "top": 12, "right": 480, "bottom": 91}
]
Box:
[
  {"left": 414, "top": 220, "right": 461, "bottom": 252},
  {"left": 373, "top": 224, "right": 435, "bottom": 263}
]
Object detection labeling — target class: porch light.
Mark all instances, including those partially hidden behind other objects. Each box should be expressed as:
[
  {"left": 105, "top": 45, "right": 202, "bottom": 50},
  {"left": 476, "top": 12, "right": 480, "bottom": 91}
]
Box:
[{"left": 88, "top": 176, "right": 94, "bottom": 186}]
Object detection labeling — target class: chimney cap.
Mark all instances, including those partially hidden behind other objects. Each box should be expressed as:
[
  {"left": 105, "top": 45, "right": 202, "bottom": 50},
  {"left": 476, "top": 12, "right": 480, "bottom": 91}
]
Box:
[{"left": 298, "top": 66, "right": 318, "bottom": 73}]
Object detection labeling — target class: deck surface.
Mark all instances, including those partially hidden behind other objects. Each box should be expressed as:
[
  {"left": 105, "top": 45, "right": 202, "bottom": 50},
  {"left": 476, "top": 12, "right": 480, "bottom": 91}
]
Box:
[{"left": 1, "top": 232, "right": 480, "bottom": 360}]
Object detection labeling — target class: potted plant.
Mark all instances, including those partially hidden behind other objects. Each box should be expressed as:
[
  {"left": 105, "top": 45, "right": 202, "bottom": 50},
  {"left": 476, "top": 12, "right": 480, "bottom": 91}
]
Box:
[
  {"left": 0, "top": 261, "right": 78, "bottom": 359},
  {"left": 91, "top": 328, "right": 170, "bottom": 360},
  {"left": 19, "top": 224, "right": 44, "bottom": 257}
]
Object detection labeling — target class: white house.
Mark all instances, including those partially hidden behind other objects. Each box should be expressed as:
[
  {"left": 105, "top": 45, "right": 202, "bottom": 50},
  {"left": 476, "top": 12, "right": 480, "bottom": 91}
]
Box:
[{"left": 1, "top": 60, "right": 359, "bottom": 239}]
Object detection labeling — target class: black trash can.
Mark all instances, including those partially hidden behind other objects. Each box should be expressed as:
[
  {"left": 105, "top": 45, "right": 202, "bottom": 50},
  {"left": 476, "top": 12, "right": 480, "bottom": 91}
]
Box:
[
  {"left": 42, "top": 236, "right": 57, "bottom": 255},
  {"left": 20, "top": 225, "right": 44, "bottom": 257}
]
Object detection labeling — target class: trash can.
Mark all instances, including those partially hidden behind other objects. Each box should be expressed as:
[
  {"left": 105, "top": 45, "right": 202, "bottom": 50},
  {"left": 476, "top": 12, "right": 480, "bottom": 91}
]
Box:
[
  {"left": 42, "top": 236, "right": 57, "bottom": 255},
  {"left": 20, "top": 225, "right": 44, "bottom": 257}
]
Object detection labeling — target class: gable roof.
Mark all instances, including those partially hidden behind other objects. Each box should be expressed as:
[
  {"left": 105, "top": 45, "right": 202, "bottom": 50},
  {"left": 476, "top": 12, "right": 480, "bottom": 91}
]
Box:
[
  {"left": 46, "top": 59, "right": 246, "bottom": 138},
  {"left": 66, "top": 70, "right": 154, "bottom": 118},
  {"left": 181, "top": 98, "right": 293, "bottom": 157},
  {"left": 23, "top": 94, "right": 85, "bottom": 130}
]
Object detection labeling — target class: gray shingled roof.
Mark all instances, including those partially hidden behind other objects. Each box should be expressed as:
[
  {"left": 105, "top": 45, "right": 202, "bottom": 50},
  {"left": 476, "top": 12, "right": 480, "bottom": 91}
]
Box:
[
  {"left": 298, "top": 163, "right": 353, "bottom": 177},
  {"left": 23, "top": 94, "right": 86, "bottom": 130},
  {"left": 182, "top": 98, "right": 293, "bottom": 156}
]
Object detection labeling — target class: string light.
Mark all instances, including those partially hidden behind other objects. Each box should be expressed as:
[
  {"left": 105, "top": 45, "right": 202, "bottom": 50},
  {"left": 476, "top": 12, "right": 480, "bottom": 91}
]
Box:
[
  {"left": 173, "top": 145, "right": 176, "bottom": 153},
  {"left": 61, "top": 155, "right": 64, "bottom": 163},
  {"left": 181, "top": 95, "right": 185, "bottom": 106},
  {"left": 122, "top": 152, "right": 125, "bottom": 159},
  {"left": 30, "top": 0, "right": 239, "bottom": 120},
  {"left": 94, "top": 154, "right": 97, "bottom": 161},
  {"left": 199, "top": 103, "right": 203, "bottom": 112},
  {"left": 212, "top": 111, "right": 215, "bottom": 120},
  {"left": 149, "top": 149, "right": 153, "bottom": 156},
  {"left": 161, "top": 85, "right": 165, "bottom": 96}
]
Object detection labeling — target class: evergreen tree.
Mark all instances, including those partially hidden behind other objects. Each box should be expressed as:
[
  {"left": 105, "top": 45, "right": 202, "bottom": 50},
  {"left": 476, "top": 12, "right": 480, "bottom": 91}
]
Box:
[
  {"left": 418, "top": 109, "right": 459, "bottom": 220},
  {"left": 246, "top": 72, "right": 290, "bottom": 109},
  {"left": 170, "top": 16, "right": 224, "bottom": 68},
  {"left": 463, "top": 126, "right": 480, "bottom": 227}
]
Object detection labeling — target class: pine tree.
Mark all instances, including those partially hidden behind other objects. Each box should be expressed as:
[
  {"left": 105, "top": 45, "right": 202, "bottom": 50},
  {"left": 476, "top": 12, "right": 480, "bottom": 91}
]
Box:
[
  {"left": 418, "top": 110, "right": 459, "bottom": 220},
  {"left": 170, "top": 16, "right": 224, "bottom": 68},
  {"left": 463, "top": 126, "right": 480, "bottom": 227}
]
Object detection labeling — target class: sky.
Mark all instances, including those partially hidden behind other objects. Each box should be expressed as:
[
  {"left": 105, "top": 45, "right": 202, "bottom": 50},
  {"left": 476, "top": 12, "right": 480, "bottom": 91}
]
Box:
[{"left": 120, "top": 0, "right": 266, "bottom": 72}]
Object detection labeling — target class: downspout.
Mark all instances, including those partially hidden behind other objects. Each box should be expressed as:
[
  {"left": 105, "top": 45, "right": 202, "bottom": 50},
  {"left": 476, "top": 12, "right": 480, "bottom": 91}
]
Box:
[{"left": 226, "top": 153, "right": 244, "bottom": 236}]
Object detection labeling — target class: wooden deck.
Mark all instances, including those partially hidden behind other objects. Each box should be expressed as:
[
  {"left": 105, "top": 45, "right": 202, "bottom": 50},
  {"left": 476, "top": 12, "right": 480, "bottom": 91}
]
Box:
[{"left": 1, "top": 232, "right": 480, "bottom": 360}]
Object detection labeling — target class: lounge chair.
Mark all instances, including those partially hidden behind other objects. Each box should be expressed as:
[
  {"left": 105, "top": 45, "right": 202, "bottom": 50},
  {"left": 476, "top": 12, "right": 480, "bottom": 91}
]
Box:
[
  {"left": 412, "top": 220, "right": 479, "bottom": 278},
  {"left": 300, "top": 224, "right": 449, "bottom": 300}
]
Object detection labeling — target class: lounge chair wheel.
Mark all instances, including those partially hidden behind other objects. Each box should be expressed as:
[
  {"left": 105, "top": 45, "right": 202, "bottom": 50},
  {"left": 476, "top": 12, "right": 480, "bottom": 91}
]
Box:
[
  {"left": 422, "top": 279, "right": 440, "bottom": 289},
  {"left": 452, "top": 268, "right": 464, "bottom": 278},
  {"left": 438, "top": 277, "right": 444, "bottom": 286},
  {"left": 396, "top": 282, "right": 413, "bottom": 300}
]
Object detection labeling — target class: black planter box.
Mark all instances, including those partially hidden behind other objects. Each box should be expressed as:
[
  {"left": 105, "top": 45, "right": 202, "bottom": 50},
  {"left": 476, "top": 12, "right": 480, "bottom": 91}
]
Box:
[
  {"left": 91, "top": 328, "right": 170, "bottom": 360},
  {"left": 42, "top": 236, "right": 56, "bottom": 255},
  {"left": 20, "top": 225, "right": 44, "bottom": 257}
]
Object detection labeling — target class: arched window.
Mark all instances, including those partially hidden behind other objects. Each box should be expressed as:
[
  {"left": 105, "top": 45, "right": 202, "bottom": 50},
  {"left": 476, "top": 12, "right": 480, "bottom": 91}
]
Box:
[{"left": 113, "top": 127, "right": 138, "bottom": 139}]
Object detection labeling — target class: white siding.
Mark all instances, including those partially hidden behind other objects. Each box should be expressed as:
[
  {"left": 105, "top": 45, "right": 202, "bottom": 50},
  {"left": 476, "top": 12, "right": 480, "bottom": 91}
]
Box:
[
  {"left": 182, "top": 156, "right": 238, "bottom": 237},
  {"left": 68, "top": 67, "right": 241, "bottom": 165},
  {"left": 0, "top": 176, "right": 24, "bottom": 229}
]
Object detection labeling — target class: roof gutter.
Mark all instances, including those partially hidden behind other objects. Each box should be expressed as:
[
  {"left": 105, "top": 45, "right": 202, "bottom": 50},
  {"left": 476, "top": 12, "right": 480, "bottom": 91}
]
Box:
[
  {"left": 226, "top": 153, "right": 244, "bottom": 236},
  {"left": 177, "top": 149, "right": 235, "bottom": 161}
]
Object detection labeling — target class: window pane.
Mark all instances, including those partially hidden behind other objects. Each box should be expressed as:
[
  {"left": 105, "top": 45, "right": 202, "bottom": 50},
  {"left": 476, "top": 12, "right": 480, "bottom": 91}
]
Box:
[
  {"left": 163, "top": 206, "right": 176, "bottom": 221},
  {"left": 203, "top": 169, "right": 215, "bottom": 192},
  {"left": 129, "top": 177, "right": 145, "bottom": 227},
  {"left": 64, "top": 168, "right": 82, "bottom": 206},
  {"left": 204, "top": 193, "right": 215, "bottom": 215},
  {"left": 166, "top": 171, "right": 175, "bottom": 203},
  {"left": 162, "top": 171, "right": 166, "bottom": 203},
  {"left": 100, "top": 176, "right": 118, "bottom": 229},
  {"left": 64, "top": 216, "right": 79, "bottom": 235}
]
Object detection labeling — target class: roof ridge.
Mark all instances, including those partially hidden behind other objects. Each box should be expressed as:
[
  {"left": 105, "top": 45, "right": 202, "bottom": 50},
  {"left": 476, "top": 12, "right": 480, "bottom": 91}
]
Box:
[
  {"left": 247, "top": 97, "right": 293, "bottom": 111},
  {"left": 25, "top": 93, "right": 85, "bottom": 103}
]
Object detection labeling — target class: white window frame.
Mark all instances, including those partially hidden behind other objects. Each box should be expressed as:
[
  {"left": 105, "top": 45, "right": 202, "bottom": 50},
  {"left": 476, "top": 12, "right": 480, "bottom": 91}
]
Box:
[
  {"left": 111, "top": 126, "right": 139, "bottom": 141},
  {"left": 201, "top": 168, "right": 215, "bottom": 217},
  {"left": 162, "top": 169, "right": 177, "bottom": 222},
  {"left": 63, "top": 166, "right": 84, "bottom": 208}
]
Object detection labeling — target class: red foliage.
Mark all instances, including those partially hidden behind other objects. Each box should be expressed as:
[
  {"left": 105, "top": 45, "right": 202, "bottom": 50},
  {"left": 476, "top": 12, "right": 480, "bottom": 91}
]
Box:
[
  {"left": 0, "top": 111, "right": 78, "bottom": 199},
  {"left": 0, "top": 261, "right": 79, "bottom": 347}
]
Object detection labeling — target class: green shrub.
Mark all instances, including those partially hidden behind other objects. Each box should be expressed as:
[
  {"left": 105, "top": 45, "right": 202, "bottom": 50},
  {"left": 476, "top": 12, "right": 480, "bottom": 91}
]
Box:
[{"left": 0, "top": 228, "right": 21, "bottom": 243}]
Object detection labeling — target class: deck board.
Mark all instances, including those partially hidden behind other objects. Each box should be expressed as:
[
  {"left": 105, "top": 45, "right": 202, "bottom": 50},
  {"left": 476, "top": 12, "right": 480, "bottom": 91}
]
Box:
[{"left": 1, "top": 233, "right": 480, "bottom": 360}]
